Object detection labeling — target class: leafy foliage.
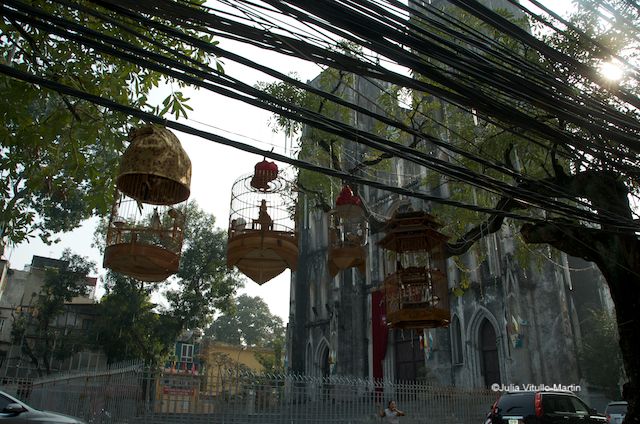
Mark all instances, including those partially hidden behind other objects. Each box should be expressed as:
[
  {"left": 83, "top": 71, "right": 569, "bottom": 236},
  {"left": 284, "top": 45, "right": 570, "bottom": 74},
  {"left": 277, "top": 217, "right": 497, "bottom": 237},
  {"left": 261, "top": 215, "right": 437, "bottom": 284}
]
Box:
[
  {"left": 206, "top": 294, "right": 284, "bottom": 350},
  {"left": 91, "top": 272, "right": 180, "bottom": 365},
  {"left": 579, "top": 309, "right": 624, "bottom": 399},
  {"left": 165, "top": 202, "right": 242, "bottom": 330},
  {"left": 0, "top": 1, "right": 218, "bottom": 247}
]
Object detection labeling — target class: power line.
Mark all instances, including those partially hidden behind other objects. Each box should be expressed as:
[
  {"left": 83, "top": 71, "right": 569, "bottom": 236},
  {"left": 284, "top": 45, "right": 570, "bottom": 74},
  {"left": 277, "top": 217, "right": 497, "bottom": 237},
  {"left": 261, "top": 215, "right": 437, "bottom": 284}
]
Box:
[
  {"left": 2, "top": 0, "right": 640, "bottom": 230},
  {"left": 0, "top": 62, "right": 558, "bottom": 224}
]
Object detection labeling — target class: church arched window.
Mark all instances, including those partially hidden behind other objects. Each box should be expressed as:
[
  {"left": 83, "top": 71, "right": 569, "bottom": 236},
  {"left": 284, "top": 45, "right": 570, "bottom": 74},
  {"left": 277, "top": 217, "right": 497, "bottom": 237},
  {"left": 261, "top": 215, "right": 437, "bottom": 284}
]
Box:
[{"left": 451, "top": 315, "right": 464, "bottom": 364}]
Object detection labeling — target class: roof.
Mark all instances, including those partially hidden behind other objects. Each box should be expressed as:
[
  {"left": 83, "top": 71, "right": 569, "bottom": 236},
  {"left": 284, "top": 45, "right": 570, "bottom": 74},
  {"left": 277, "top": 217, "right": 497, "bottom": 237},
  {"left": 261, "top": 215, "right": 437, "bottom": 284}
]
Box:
[{"left": 31, "top": 255, "right": 67, "bottom": 270}]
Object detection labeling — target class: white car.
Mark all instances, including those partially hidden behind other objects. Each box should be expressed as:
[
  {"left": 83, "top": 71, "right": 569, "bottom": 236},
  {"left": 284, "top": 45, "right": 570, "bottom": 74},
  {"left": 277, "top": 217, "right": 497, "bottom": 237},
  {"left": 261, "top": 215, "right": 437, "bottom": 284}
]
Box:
[
  {"left": 0, "top": 390, "right": 86, "bottom": 424},
  {"left": 605, "top": 401, "right": 627, "bottom": 424}
]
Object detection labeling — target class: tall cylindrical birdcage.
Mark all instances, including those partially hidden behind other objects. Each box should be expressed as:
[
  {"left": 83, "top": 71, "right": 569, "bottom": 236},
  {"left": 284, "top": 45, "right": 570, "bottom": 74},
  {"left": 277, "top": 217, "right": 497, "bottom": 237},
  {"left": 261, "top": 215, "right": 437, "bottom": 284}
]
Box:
[
  {"left": 378, "top": 210, "right": 450, "bottom": 329},
  {"left": 227, "top": 166, "right": 298, "bottom": 285}
]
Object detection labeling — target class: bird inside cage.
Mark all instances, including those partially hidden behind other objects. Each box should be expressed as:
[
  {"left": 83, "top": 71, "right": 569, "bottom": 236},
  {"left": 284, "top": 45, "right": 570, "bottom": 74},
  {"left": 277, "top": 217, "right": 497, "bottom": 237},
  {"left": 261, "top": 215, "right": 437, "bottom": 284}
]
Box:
[{"left": 253, "top": 199, "right": 273, "bottom": 231}]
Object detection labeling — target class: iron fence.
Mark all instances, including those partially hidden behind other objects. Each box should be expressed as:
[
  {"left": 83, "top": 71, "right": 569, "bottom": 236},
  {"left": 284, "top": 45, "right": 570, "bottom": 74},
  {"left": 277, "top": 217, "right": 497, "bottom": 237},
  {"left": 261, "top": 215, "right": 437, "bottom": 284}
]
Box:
[{"left": 1, "top": 362, "right": 497, "bottom": 424}]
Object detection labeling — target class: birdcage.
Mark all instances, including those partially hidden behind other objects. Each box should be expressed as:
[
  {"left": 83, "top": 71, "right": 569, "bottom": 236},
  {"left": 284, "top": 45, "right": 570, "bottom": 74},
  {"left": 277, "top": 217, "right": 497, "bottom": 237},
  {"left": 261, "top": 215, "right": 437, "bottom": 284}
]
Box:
[
  {"left": 328, "top": 185, "right": 368, "bottom": 276},
  {"left": 227, "top": 162, "right": 298, "bottom": 285},
  {"left": 117, "top": 125, "right": 191, "bottom": 205},
  {"left": 103, "top": 125, "right": 191, "bottom": 281},
  {"left": 378, "top": 210, "right": 450, "bottom": 329}
]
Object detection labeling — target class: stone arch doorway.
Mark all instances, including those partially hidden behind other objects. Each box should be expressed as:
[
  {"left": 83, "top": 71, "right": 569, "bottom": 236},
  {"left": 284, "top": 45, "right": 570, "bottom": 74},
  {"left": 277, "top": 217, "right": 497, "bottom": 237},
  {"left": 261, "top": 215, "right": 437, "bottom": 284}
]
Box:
[
  {"left": 320, "top": 347, "right": 330, "bottom": 377},
  {"left": 479, "top": 318, "right": 501, "bottom": 387},
  {"left": 305, "top": 342, "right": 313, "bottom": 375},
  {"left": 315, "top": 338, "right": 330, "bottom": 378}
]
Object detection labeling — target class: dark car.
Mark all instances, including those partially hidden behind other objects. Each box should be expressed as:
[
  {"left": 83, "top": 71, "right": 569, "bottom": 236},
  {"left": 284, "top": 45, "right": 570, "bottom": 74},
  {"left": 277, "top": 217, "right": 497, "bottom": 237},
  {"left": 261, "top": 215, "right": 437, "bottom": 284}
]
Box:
[
  {"left": 604, "top": 401, "right": 627, "bottom": 424},
  {"left": 485, "top": 390, "right": 606, "bottom": 424},
  {"left": 0, "top": 390, "right": 86, "bottom": 423}
]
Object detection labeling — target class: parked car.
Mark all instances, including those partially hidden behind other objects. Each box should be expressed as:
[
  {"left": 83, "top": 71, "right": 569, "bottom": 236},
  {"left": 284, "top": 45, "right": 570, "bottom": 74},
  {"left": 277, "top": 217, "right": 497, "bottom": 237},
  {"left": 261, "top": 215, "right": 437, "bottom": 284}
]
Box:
[
  {"left": 0, "top": 390, "right": 86, "bottom": 423},
  {"left": 485, "top": 390, "right": 606, "bottom": 423},
  {"left": 605, "top": 401, "right": 627, "bottom": 424}
]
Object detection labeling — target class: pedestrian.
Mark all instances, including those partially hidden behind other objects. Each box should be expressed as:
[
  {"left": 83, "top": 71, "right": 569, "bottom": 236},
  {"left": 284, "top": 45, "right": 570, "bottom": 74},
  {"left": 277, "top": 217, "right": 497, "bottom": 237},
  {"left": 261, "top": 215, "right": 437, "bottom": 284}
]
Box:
[{"left": 379, "top": 400, "right": 405, "bottom": 423}]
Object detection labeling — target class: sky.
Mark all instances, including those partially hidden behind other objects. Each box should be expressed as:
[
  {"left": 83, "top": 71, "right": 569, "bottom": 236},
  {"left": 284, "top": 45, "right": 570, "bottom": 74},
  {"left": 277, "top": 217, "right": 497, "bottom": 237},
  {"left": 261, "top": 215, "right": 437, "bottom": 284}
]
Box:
[{"left": 3, "top": 0, "right": 575, "bottom": 324}]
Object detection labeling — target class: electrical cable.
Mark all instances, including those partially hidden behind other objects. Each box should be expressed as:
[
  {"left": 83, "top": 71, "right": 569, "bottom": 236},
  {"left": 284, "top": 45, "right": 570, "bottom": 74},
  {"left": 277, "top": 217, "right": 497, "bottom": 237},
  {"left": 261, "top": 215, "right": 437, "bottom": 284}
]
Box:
[
  {"left": 3, "top": 0, "right": 640, "bottom": 230},
  {"left": 0, "top": 62, "right": 558, "bottom": 224},
  {"left": 189, "top": 0, "right": 640, "bottom": 174},
  {"left": 5, "top": 0, "right": 640, "bottom": 232}
]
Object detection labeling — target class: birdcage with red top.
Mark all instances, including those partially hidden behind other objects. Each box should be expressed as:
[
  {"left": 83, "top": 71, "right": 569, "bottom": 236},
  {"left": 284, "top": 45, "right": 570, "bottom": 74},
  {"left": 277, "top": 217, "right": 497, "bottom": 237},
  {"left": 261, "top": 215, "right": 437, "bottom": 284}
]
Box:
[
  {"left": 227, "top": 160, "right": 298, "bottom": 285},
  {"left": 328, "top": 185, "right": 368, "bottom": 276}
]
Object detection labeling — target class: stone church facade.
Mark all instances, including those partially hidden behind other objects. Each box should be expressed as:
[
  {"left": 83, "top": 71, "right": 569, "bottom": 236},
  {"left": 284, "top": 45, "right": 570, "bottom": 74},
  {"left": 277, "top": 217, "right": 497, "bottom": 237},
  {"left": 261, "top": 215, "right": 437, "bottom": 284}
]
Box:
[{"left": 285, "top": 0, "right": 615, "bottom": 407}]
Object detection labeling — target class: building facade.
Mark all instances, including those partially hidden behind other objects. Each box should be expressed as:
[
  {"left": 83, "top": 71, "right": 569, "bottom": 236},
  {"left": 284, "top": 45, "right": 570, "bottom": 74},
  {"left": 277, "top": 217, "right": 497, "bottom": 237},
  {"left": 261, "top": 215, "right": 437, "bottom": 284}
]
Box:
[
  {"left": 286, "top": 0, "right": 616, "bottom": 410},
  {"left": 0, "top": 255, "right": 105, "bottom": 376}
]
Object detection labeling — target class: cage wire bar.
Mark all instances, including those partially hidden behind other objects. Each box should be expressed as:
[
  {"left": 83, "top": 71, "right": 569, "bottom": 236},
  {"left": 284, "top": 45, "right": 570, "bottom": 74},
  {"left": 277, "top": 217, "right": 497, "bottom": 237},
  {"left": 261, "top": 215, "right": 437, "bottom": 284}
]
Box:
[{"left": 1, "top": 362, "right": 497, "bottom": 424}]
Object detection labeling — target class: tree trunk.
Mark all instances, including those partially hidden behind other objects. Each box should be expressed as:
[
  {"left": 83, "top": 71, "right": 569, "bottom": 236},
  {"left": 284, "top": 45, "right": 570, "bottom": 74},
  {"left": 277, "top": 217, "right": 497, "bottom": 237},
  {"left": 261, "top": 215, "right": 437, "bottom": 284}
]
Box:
[
  {"left": 521, "top": 222, "right": 640, "bottom": 423},
  {"left": 595, "top": 250, "right": 640, "bottom": 424}
]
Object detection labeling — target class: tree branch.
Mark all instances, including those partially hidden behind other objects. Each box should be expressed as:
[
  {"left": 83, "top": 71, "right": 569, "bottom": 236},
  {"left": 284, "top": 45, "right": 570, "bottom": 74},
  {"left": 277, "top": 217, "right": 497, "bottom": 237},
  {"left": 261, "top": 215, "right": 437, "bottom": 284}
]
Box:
[
  {"left": 445, "top": 196, "right": 522, "bottom": 257},
  {"left": 444, "top": 168, "right": 633, "bottom": 258},
  {"left": 348, "top": 136, "right": 424, "bottom": 175},
  {"left": 296, "top": 181, "right": 332, "bottom": 212},
  {"left": 520, "top": 219, "right": 604, "bottom": 262}
]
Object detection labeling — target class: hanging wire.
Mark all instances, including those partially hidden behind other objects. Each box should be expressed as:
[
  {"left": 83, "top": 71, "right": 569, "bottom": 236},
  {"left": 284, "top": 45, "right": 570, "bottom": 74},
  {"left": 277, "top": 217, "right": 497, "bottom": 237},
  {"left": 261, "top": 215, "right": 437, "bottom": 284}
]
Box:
[
  {"left": 0, "top": 62, "right": 558, "bottom": 224},
  {"left": 2, "top": 0, "right": 639, "bottom": 233},
  {"left": 62, "top": 0, "right": 640, "bottom": 172}
]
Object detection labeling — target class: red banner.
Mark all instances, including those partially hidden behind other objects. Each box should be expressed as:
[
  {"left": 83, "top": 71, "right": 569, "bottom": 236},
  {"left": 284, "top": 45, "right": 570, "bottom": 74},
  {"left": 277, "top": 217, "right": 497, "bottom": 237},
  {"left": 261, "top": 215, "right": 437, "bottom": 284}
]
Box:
[{"left": 371, "top": 289, "right": 388, "bottom": 381}]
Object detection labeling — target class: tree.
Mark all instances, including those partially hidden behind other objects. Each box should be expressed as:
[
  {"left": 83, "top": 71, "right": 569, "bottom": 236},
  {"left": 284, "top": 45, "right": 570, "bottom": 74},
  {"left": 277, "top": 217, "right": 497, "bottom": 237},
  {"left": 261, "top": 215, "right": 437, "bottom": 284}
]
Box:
[
  {"left": 92, "top": 203, "right": 242, "bottom": 364},
  {"left": 0, "top": 1, "right": 218, "bottom": 250},
  {"left": 579, "top": 309, "right": 624, "bottom": 400},
  {"left": 91, "top": 272, "right": 180, "bottom": 365},
  {"left": 206, "top": 294, "right": 285, "bottom": 349},
  {"left": 10, "top": 250, "right": 95, "bottom": 376},
  {"left": 165, "top": 202, "right": 242, "bottom": 331}
]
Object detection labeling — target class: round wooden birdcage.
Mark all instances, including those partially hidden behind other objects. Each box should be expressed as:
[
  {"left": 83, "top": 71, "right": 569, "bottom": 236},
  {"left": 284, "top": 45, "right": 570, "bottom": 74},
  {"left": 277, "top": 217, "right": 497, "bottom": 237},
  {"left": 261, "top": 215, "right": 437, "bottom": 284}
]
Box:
[
  {"left": 117, "top": 125, "right": 191, "bottom": 205},
  {"left": 227, "top": 168, "right": 298, "bottom": 285},
  {"left": 103, "top": 191, "right": 187, "bottom": 281},
  {"left": 328, "top": 186, "right": 368, "bottom": 276},
  {"left": 378, "top": 210, "right": 450, "bottom": 329}
]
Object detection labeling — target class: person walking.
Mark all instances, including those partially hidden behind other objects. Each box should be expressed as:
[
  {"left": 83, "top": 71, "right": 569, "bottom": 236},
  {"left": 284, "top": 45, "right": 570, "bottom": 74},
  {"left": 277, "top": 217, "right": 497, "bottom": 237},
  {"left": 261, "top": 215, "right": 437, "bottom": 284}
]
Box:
[{"left": 379, "top": 400, "right": 405, "bottom": 423}]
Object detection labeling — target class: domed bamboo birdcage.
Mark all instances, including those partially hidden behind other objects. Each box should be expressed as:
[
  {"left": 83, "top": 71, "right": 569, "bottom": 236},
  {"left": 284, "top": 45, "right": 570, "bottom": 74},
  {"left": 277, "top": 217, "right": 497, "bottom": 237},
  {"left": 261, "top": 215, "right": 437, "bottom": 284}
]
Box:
[
  {"left": 227, "top": 162, "right": 298, "bottom": 285},
  {"left": 117, "top": 125, "right": 191, "bottom": 205},
  {"left": 103, "top": 125, "right": 191, "bottom": 281},
  {"left": 378, "top": 210, "right": 450, "bottom": 329},
  {"left": 328, "top": 185, "right": 368, "bottom": 276}
]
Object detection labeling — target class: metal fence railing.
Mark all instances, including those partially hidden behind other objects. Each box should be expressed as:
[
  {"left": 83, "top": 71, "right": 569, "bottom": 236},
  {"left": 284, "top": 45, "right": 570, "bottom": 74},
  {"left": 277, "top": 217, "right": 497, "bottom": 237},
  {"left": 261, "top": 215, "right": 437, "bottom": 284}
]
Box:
[{"left": 1, "top": 362, "right": 497, "bottom": 424}]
